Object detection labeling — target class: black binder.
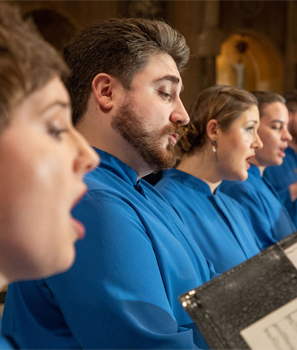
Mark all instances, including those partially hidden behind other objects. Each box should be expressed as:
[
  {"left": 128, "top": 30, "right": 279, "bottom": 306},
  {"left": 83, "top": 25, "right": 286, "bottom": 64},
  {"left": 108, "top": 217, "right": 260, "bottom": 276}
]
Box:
[{"left": 180, "top": 231, "right": 297, "bottom": 350}]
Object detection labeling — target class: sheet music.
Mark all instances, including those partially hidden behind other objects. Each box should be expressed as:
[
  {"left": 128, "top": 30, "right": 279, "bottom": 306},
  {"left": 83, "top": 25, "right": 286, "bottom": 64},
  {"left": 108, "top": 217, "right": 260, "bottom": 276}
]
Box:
[
  {"left": 284, "top": 242, "right": 297, "bottom": 270},
  {"left": 240, "top": 298, "right": 297, "bottom": 350},
  {"left": 240, "top": 244, "right": 297, "bottom": 350}
]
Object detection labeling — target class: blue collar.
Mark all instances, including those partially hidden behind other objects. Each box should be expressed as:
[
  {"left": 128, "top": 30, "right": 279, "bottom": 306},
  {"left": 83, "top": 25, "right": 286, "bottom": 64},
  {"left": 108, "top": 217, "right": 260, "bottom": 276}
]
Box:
[
  {"left": 163, "top": 168, "right": 213, "bottom": 195},
  {"left": 286, "top": 146, "right": 297, "bottom": 156},
  {"left": 92, "top": 148, "right": 139, "bottom": 187},
  {"left": 248, "top": 164, "right": 261, "bottom": 177}
]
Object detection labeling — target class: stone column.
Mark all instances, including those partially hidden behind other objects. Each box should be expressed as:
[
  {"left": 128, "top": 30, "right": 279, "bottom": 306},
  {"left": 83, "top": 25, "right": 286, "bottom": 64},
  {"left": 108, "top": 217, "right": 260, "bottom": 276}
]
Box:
[{"left": 195, "top": 0, "right": 223, "bottom": 90}]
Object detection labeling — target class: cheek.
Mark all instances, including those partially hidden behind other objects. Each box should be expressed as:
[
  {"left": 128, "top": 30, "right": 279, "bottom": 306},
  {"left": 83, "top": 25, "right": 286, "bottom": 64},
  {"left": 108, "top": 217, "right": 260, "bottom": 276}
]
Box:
[
  {"left": 1, "top": 140, "right": 52, "bottom": 190},
  {"left": 256, "top": 133, "right": 278, "bottom": 161},
  {"left": 226, "top": 135, "right": 248, "bottom": 156},
  {"left": 264, "top": 134, "right": 279, "bottom": 151},
  {"left": 257, "top": 131, "right": 269, "bottom": 149},
  {"left": 226, "top": 140, "right": 249, "bottom": 167},
  {"left": 2, "top": 150, "right": 69, "bottom": 230},
  {"left": 232, "top": 148, "right": 246, "bottom": 165},
  {"left": 14, "top": 156, "right": 55, "bottom": 196},
  {"left": 259, "top": 128, "right": 279, "bottom": 147}
]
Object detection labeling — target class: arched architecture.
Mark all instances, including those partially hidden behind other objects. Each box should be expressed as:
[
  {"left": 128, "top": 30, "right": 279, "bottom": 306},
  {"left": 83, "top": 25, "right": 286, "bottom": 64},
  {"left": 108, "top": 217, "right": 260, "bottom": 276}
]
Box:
[{"left": 216, "top": 31, "right": 284, "bottom": 93}]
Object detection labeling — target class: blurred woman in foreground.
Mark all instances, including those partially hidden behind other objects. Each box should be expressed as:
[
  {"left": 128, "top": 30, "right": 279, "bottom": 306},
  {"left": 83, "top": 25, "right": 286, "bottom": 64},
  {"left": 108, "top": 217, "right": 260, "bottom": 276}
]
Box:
[{"left": 0, "top": 4, "right": 98, "bottom": 348}]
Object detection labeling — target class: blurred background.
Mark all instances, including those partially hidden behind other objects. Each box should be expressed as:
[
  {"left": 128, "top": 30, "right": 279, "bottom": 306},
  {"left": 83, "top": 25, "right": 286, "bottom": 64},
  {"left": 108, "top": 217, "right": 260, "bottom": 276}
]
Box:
[{"left": 8, "top": 0, "right": 296, "bottom": 112}]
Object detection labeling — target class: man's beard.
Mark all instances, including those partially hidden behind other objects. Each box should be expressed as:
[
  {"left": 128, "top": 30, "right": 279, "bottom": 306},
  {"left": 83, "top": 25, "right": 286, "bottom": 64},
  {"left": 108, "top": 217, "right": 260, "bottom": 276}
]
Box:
[{"left": 111, "top": 100, "right": 184, "bottom": 173}]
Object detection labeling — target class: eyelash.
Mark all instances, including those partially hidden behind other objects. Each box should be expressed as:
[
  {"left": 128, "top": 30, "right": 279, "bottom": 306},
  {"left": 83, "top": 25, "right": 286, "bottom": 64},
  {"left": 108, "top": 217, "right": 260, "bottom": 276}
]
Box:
[
  {"left": 48, "top": 126, "right": 69, "bottom": 140},
  {"left": 159, "top": 91, "right": 171, "bottom": 100},
  {"left": 246, "top": 126, "right": 255, "bottom": 133}
]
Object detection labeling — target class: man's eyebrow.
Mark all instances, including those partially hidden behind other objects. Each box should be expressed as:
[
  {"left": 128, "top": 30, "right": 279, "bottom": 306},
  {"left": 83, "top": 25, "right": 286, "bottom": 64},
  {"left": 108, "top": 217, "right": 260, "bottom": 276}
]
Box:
[{"left": 154, "top": 75, "right": 184, "bottom": 92}]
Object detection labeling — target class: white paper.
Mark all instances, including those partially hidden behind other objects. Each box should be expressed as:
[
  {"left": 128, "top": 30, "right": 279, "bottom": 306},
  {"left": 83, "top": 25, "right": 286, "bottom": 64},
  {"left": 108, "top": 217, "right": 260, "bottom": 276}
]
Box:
[
  {"left": 240, "top": 296, "right": 297, "bottom": 350},
  {"left": 284, "top": 242, "right": 297, "bottom": 270},
  {"left": 240, "top": 244, "right": 297, "bottom": 349}
]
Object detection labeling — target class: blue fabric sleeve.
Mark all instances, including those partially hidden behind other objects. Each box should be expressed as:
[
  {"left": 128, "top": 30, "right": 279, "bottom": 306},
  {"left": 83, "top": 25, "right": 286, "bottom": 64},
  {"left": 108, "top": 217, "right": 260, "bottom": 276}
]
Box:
[
  {"left": 44, "top": 191, "right": 198, "bottom": 349},
  {"left": 0, "top": 318, "right": 12, "bottom": 350},
  {"left": 278, "top": 187, "right": 293, "bottom": 208}
]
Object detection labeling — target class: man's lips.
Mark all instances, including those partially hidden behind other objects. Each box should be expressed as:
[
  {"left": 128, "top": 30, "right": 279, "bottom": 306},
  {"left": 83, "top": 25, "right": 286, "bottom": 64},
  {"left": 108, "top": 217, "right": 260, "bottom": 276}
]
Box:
[{"left": 169, "top": 133, "right": 179, "bottom": 145}]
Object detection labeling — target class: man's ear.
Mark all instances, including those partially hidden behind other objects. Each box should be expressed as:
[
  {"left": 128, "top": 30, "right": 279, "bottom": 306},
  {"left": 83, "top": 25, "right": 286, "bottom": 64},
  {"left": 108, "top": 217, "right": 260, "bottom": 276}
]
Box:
[
  {"left": 206, "top": 119, "right": 219, "bottom": 141},
  {"left": 91, "top": 73, "right": 115, "bottom": 110}
]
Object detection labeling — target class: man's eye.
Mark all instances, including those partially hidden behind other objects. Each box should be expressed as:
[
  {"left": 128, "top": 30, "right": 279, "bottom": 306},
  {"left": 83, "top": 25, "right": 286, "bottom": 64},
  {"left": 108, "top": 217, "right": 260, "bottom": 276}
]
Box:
[{"left": 159, "top": 91, "right": 171, "bottom": 100}]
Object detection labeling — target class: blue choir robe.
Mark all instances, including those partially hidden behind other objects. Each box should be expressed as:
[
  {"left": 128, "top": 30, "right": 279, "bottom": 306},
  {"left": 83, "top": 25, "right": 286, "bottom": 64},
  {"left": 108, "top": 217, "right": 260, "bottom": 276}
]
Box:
[
  {"left": 0, "top": 318, "right": 12, "bottom": 350},
  {"left": 155, "top": 169, "right": 261, "bottom": 273},
  {"left": 220, "top": 164, "right": 296, "bottom": 250},
  {"left": 2, "top": 149, "right": 217, "bottom": 350},
  {"left": 264, "top": 147, "right": 297, "bottom": 226}
]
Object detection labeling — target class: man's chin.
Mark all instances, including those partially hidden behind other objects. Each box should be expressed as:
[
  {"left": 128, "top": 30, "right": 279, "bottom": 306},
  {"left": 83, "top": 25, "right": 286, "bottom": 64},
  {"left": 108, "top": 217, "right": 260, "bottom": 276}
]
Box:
[{"left": 151, "top": 153, "right": 177, "bottom": 172}]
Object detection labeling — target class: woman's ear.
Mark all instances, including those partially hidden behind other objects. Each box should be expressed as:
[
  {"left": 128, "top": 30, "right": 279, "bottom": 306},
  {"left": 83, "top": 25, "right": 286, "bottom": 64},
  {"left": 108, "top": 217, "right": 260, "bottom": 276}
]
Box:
[
  {"left": 91, "top": 73, "right": 114, "bottom": 110},
  {"left": 206, "top": 119, "right": 219, "bottom": 141}
]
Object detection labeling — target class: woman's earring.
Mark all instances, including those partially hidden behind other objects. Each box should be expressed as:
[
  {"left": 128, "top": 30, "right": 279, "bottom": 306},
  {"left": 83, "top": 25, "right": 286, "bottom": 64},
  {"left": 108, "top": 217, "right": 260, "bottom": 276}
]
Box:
[{"left": 212, "top": 140, "right": 217, "bottom": 153}]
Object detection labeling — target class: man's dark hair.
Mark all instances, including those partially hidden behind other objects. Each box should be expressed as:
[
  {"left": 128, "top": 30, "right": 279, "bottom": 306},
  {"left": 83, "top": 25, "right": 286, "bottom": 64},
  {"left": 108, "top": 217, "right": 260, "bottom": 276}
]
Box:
[{"left": 63, "top": 18, "right": 190, "bottom": 125}]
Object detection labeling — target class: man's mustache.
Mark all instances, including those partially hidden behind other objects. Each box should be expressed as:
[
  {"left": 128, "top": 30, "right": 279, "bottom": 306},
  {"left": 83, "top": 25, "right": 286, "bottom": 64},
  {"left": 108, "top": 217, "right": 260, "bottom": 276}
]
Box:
[{"left": 160, "top": 124, "right": 186, "bottom": 140}]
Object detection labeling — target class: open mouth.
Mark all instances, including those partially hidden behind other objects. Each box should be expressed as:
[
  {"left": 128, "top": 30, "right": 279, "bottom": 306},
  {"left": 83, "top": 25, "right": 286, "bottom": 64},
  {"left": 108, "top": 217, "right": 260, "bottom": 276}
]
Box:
[
  {"left": 71, "top": 217, "right": 86, "bottom": 240},
  {"left": 70, "top": 187, "right": 88, "bottom": 240},
  {"left": 246, "top": 154, "right": 255, "bottom": 162},
  {"left": 279, "top": 148, "right": 286, "bottom": 157},
  {"left": 72, "top": 187, "right": 87, "bottom": 210}
]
